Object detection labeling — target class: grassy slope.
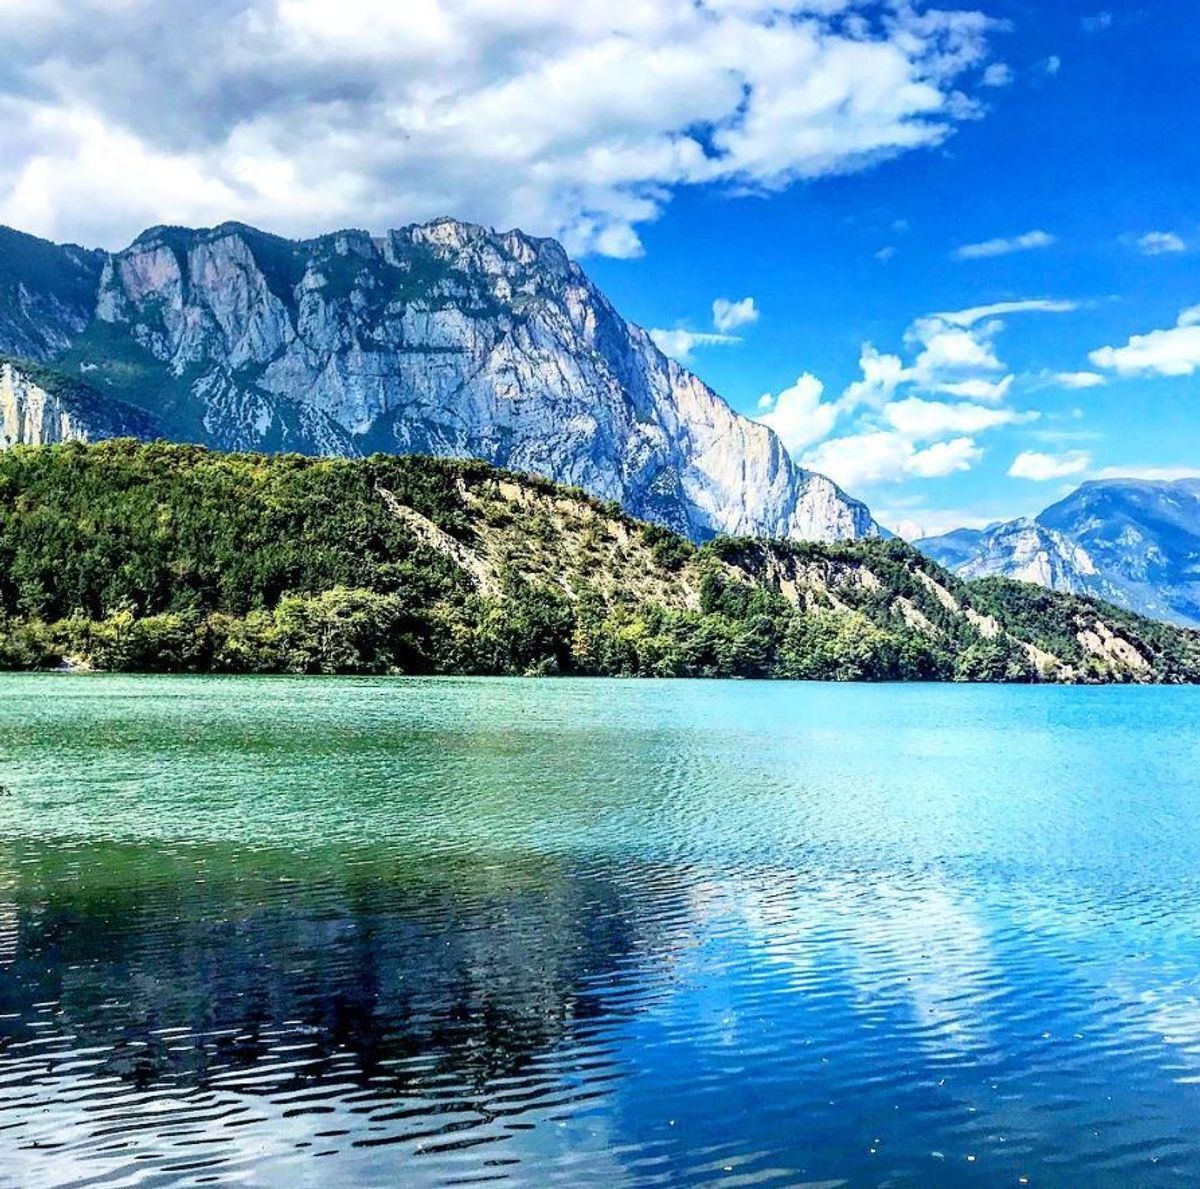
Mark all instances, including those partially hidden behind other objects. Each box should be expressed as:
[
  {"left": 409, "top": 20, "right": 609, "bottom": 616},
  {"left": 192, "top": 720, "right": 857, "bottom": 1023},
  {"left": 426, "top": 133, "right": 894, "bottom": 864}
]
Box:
[{"left": 0, "top": 439, "right": 1196, "bottom": 681}]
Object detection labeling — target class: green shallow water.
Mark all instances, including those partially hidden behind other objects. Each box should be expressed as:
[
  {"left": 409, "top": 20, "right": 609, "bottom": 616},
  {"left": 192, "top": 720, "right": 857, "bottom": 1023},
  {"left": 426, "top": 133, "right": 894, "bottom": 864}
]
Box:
[{"left": 2, "top": 675, "right": 1200, "bottom": 1186}]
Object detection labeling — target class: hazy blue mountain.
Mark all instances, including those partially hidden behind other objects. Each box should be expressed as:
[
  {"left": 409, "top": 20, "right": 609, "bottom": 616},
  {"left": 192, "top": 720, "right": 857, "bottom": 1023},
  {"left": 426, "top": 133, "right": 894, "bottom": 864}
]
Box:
[
  {"left": 918, "top": 479, "right": 1200, "bottom": 626},
  {"left": 911, "top": 526, "right": 988, "bottom": 571},
  {"left": 0, "top": 218, "right": 881, "bottom": 544}
]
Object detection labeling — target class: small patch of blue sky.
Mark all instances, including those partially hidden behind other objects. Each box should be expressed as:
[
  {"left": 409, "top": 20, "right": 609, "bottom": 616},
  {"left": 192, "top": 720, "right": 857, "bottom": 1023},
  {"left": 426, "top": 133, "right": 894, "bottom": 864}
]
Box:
[{"left": 588, "top": 0, "right": 1200, "bottom": 537}]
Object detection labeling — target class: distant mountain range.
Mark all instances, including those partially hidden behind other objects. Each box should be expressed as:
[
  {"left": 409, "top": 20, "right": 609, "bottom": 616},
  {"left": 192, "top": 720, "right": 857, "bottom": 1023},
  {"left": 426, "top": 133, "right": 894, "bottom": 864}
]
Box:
[
  {"left": 918, "top": 479, "right": 1200, "bottom": 627},
  {"left": 0, "top": 219, "right": 880, "bottom": 544}
]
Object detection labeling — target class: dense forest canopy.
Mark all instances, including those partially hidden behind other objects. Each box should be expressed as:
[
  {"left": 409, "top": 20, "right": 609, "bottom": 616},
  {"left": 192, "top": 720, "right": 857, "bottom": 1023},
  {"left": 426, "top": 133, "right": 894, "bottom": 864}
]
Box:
[{"left": 0, "top": 440, "right": 1196, "bottom": 683}]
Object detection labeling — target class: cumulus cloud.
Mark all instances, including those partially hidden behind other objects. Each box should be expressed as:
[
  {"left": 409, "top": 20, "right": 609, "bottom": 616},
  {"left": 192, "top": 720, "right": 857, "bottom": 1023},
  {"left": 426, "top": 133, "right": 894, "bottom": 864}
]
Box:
[
  {"left": 649, "top": 328, "right": 739, "bottom": 362},
  {"left": 882, "top": 396, "right": 1029, "bottom": 439},
  {"left": 953, "top": 230, "right": 1056, "bottom": 260},
  {"left": 712, "top": 297, "right": 759, "bottom": 334},
  {"left": 1053, "top": 370, "right": 1106, "bottom": 389},
  {"left": 902, "top": 301, "right": 1076, "bottom": 399},
  {"left": 875, "top": 303, "right": 1067, "bottom": 399},
  {"left": 1089, "top": 306, "right": 1200, "bottom": 377},
  {"left": 982, "top": 62, "right": 1013, "bottom": 87},
  {"left": 761, "top": 296, "right": 1075, "bottom": 493},
  {"left": 909, "top": 319, "right": 1005, "bottom": 377},
  {"left": 840, "top": 345, "right": 910, "bottom": 412},
  {"left": 1008, "top": 450, "right": 1092, "bottom": 481},
  {"left": 0, "top": 0, "right": 999, "bottom": 255},
  {"left": 1138, "top": 231, "right": 1187, "bottom": 256},
  {"left": 803, "top": 432, "right": 982, "bottom": 489},
  {"left": 758, "top": 374, "right": 839, "bottom": 453}
]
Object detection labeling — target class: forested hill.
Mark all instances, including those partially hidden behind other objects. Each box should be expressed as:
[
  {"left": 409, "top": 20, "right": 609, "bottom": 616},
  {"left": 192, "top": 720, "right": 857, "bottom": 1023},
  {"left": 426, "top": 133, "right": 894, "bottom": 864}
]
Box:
[{"left": 1, "top": 440, "right": 1197, "bottom": 683}]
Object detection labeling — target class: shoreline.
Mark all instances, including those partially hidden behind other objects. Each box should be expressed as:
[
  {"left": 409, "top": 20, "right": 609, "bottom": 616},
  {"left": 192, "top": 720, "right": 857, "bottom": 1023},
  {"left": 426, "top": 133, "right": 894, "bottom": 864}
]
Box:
[{"left": 2, "top": 668, "right": 1197, "bottom": 688}]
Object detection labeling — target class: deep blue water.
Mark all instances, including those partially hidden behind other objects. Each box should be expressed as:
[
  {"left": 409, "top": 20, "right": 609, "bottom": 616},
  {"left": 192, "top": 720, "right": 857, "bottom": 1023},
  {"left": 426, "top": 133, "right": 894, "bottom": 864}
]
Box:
[{"left": 2, "top": 676, "right": 1200, "bottom": 1186}]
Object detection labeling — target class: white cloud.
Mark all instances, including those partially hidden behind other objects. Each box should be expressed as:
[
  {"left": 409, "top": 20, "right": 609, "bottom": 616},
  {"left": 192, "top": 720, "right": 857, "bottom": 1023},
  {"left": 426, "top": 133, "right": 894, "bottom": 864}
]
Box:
[
  {"left": 934, "top": 376, "right": 1014, "bottom": 401},
  {"left": 901, "top": 302, "right": 1075, "bottom": 400},
  {"left": 0, "top": 0, "right": 1000, "bottom": 255},
  {"left": 1090, "top": 307, "right": 1200, "bottom": 377},
  {"left": 648, "top": 328, "right": 739, "bottom": 361},
  {"left": 653, "top": 293, "right": 759, "bottom": 361},
  {"left": 757, "top": 373, "right": 839, "bottom": 453},
  {"left": 934, "top": 299, "right": 1078, "bottom": 327},
  {"left": 883, "top": 397, "right": 1028, "bottom": 440},
  {"left": 840, "top": 345, "right": 910, "bottom": 412},
  {"left": 910, "top": 320, "right": 1004, "bottom": 377},
  {"left": 982, "top": 62, "right": 1013, "bottom": 87},
  {"left": 761, "top": 297, "right": 1074, "bottom": 492},
  {"left": 875, "top": 245, "right": 897, "bottom": 261},
  {"left": 902, "top": 303, "right": 1074, "bottom": 396},
  {"left": 1082, "top": 11, "right": 1113, "bottom": 32},
  {"left": 1008, "top": 450, "right": 1092, "bottom": 481},
  {"left": 1043, "top": 55, "right": 1062, "bottom": 76},
  {"left": 953, "top": 230, "right": 1056, "bottom": 260},
  {"left": 1092, "top": 465, "right": 1200, "bottom": 482},
  {"left": 1138, "top": 231, "right": 1187, "bottom": 256},
  {"left": 803, "top": 432, "right": 982, "bottom": 489},
  {"left": 1053, "top": 371, "right": 1106, "bottom": 389},
  {"left": 909, "top": 437, "right": 985, "bottom": 477},
  {"left": 712, "top": 296, "right": 759, "bottom": 334},
  {"left": 756, "top": 392, "right": 774, "bottom": 411}
]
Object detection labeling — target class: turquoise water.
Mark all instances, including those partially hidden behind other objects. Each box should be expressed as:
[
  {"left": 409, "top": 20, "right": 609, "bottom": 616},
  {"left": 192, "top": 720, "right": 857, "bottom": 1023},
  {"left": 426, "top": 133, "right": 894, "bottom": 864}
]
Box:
[{"left": 2, "top": 675, "right": 1200, "bottom": 1186}]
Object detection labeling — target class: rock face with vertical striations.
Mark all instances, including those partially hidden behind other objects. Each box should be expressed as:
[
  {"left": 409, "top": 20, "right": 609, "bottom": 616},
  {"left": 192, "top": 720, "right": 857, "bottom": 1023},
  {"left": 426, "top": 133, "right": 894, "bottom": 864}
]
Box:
[
  {"left": 0, "top": 217, "right": 882, "bottom": 543},
  {"left": 0, "top": 359, "right": 160, "bottom": 448}
]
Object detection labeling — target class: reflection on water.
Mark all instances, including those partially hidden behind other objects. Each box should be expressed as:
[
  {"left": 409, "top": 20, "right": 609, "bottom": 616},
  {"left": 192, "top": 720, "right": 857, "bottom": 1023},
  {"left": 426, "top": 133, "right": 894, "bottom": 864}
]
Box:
[{"left": 2, "top": 676, "right": 1200, "bottom": 1186}]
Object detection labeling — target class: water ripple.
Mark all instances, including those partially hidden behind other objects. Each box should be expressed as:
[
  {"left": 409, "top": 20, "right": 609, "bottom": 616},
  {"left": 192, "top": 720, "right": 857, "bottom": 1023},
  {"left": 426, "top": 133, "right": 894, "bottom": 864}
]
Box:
[{"left": 2, "top": 676, "right": 1200, "bottom": 1185}]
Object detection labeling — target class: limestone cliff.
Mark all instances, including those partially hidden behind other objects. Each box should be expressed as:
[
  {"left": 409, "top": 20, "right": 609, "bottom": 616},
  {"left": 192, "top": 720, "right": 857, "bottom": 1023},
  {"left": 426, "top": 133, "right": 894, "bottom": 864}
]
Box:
[
  {"left": 0, "top": 359, "right": 159, "bottom": 448},
  {"left": 0, "top": 218, "right": 880, "bottom": 543}
]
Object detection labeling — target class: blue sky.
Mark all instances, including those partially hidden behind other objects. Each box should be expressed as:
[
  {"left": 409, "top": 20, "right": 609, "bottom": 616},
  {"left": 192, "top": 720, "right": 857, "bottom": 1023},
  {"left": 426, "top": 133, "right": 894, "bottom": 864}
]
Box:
[
  {"left": 3, "top": 0, "right": 1197, "bottom": 536},
  {"left": 585, "top": 0, "right": 1200, "bottom": 535}
]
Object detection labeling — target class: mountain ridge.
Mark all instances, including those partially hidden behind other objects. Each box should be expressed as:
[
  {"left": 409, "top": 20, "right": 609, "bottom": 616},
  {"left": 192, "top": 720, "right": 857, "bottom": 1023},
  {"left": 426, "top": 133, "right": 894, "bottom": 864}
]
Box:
[
  {"left": 0, "top": 217, "right": 880, "bottom": 545},
  {"left": 918, "top": 477, "right": 1200, "bottom": 626}
]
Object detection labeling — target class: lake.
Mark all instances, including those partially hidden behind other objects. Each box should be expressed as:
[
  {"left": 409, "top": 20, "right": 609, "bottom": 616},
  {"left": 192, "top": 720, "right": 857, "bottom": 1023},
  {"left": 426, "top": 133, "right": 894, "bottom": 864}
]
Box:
[{"left": 2, "top": 675, "right": 1200, "bottom": 1186}]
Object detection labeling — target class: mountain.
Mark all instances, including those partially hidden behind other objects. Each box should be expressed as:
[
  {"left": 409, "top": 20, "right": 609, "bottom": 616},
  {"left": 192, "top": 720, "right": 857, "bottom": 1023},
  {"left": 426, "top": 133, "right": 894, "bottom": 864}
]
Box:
[
  {"left": 1, "top": 440, "right": 1196, "bottom": 683},
  {"left": 0, "top": 227, "right": 103, "bottom": 361},
  {"left": 1, "top": 358, "right": 162, "bottom": 447},
  {"left": 0, "top": 218, "right": 880, "bottom": 544},
  {"left": 918, "top": 479, "right": 1200, "bottom": 627}
]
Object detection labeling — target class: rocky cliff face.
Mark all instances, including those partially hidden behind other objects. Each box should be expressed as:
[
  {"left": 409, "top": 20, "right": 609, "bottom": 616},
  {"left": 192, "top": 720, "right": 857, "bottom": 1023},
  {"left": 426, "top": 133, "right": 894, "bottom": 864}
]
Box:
[
  {"left": 918, "top": 480, "right": 1200, "bottom": 627},
  {"left": 0, "top": 218, "right": 881, "bottom": 544},
  {"left": 943, "top": 519, "right": 1103, "bottom": 591},
  {"left": 0, "top": 227, "right": 103, "bottom": 363},
  {"left": 0, "top": 360, "right": 159, "bottom": 448}
]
